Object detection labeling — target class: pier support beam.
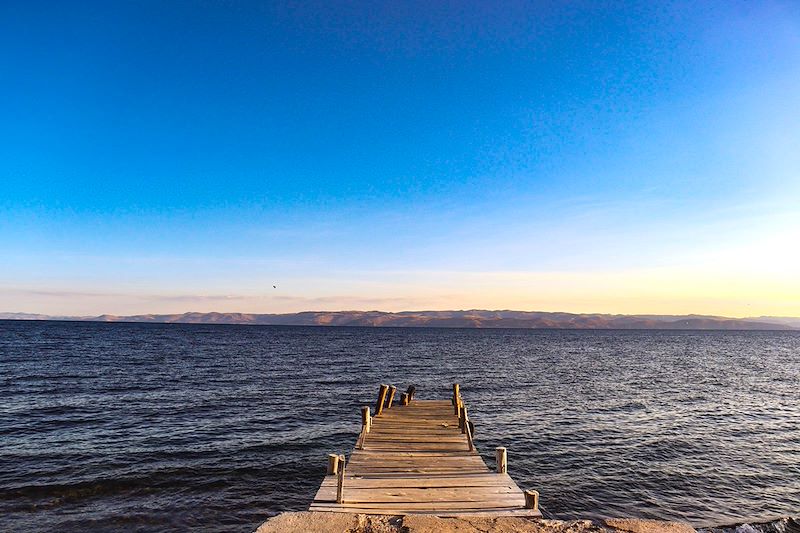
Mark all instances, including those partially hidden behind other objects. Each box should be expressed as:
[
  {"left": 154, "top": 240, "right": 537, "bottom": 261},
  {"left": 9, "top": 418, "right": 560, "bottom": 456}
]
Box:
[
  {"left": 336, "top": 455, "right": 346, "bottom": 503},
  {"left": 400, "top": 393, "right": 409, "bottom": 406},
  {"left": 405, "top": 385, "right": 416, "bottom": 403},
  {"left": 361, "top": 406, "right": 371, "bottom": 433},
  {"left": 327, "top": 453, "right": 340, "bottom": 475},
  {"left": 496, "top": 447, "right": 507, "bottom": 474},
  {"left": 452, "top": 383, "right": 460, "bottom": 405},
  {"left": 375, "top": 384, "right": 389, "bottom": 416},
  {"left": 525, "top": 490, "right": 539, "bottom": 512},
  {"left": 386, "top": 386, "right": 397, "bottom": 409}
]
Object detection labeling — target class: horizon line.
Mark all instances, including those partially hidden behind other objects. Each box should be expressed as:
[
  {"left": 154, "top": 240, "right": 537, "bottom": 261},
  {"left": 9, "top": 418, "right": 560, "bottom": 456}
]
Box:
[{"left": 2, "top": 309, "right": 798, "bottom": 321}]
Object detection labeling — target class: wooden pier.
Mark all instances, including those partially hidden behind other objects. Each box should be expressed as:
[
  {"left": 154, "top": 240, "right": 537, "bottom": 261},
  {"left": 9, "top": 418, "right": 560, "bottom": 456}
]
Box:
[{"left": 309, "top": 384, "right": 541, "bottom": 517}]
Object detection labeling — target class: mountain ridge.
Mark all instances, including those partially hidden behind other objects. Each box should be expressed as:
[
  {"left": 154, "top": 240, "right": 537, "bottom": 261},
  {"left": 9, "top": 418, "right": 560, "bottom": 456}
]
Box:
[{"left": 0, "top": 310, "right": 795, "bottom": 330}]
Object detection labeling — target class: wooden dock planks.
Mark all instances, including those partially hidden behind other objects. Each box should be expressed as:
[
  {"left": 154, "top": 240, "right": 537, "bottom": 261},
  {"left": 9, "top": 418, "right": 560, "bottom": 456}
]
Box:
[{"left": 309, "top": 395, "right": 541, "bottom": 516}]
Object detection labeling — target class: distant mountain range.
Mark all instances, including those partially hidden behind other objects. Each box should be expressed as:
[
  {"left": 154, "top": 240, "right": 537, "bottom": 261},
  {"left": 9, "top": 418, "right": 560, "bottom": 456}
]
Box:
[{"left": 1, "top": 310, "right": 797, "bottom": 330}]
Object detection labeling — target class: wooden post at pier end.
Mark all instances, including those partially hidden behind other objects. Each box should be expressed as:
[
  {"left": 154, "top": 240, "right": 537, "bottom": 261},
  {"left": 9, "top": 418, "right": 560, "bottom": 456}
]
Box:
[
  {"left": 461, "top": 406, "right": 469, "bottom": 434},
  {"left": 361, "top": 406, "right": 371, "bottom": 433},
  {"left": 458, "top": 405, "right": 466, "bottom": 432},
  {"left": 375, "top": 384, "right": 389, "bottom": 416},
  {"left": 327, "top": 453, "right": 340, "bottom": 475},
  {"left": 336, "top": 455, "right": 346, "bottom": 504},
  {"left": 400, "top": 393, "right": 409, "bottom": 406},
  {"left": 496, "top": 447, "right": 508, "bottom": 474},
  {"left": 525, "top": 489, "right": 539, "bottom": 512},
  {"left": 452, "top": 383, "right": 460, "bottom": 405},
  {"left": 386, "top": 386, "right": 397, "bottom": 409},
  {"left": 406, "top": 385, "right": 416, "bottom": 403}
]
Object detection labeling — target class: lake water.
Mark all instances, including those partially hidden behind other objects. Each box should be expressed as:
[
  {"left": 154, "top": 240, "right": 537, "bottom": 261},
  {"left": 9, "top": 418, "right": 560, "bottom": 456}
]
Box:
[{"left": 1, "top": 320, "right": 798, "bottom": 532}]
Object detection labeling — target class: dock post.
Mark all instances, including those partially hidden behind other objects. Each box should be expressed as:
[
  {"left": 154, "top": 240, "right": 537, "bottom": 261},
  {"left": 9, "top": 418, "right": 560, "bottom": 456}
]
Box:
[
  {"left": 361, "top": 406, "right": 371, "bottom": 433},
  {"left": 375, "top": 384, "right": 389, "bottom": 416},
  {"left": 327, "top": 453, "right": 340, "bottom": 475},
  {"left": 400, "top": 393, "right": 409, "bottom": 406},
  {"left": 459, "top": 405, "right": 466, "bottom": 432},
  {"left": 452, "top": 383, "right": 460, "bottom": 405},
  {"left": 454, "top": 396, "right": 462, "bottom": 416},
  {"left": 496, "top": 447, "right": 507, "bottom": 473},
  {"left": 386, "top": 386, "right": 397, "bottom": 409},
  {"left": 465, "top": 412, "right": 475, "bottom": 451},
  {"left": 406, "top": 385, "right": 416, "bottom": 403},
  {"left": 524, "top": 489, "right": 539, "bottom": 512},
  {"left": 336, "top": 455, "right": 346, "bottom": 503}
]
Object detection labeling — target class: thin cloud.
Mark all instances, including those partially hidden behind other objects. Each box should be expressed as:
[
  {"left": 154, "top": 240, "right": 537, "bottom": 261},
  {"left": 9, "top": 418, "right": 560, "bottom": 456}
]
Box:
[
  {"left": 271, "top": 295, "right": 427, "bottom": 307},
  {"left": 0, "top": 288, "right": 250, "bottom": 302}
]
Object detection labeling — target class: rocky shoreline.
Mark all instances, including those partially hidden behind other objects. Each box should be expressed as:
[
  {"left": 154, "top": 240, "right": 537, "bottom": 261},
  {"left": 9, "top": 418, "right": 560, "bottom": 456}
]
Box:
[
  {"left": 255, "top": 513, "right": 698, "bottom": 533},
  {"left": 256, "top": 513, "right": 800, "bottom": 533}
]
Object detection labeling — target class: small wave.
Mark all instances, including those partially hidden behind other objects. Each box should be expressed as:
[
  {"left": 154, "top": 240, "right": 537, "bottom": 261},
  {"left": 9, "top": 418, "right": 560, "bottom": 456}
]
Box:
[
  {"left": 1, "top": 467, "right": 234, "bottom": 510},
  {"left": 589, "top": 400, "right": 649, "bottom": 414},
  {"left": 701, "top": 516, "right": 800, "bottom": 533}
]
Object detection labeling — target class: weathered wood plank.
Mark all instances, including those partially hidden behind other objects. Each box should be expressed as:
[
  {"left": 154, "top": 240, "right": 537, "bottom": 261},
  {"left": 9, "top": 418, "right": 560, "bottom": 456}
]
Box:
[
  {"left": 348, "top": 458, "right": 487, "bottom": 466},
  {"left": 308, "top": 506, "right": 541, "bottom": 517},
  {"left": 347, "top": 459, "right": 487, "bottom": 466},
  {"left": 318, "top": 474, "right": 520, "bottom": 488},
  {"left": 311, "top": 499, "right": 526, "bottom": 509},
  {"left": 315, "top": 486, "right": 523, "bottom": 501}
]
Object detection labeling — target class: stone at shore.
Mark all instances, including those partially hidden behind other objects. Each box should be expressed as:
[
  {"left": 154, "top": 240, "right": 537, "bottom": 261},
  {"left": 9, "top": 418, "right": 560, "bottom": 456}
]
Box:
[
  {"left": 602, "top": 518, "right": 696, "bottom": 533},
  {"left": 254, "top": 512, "right": 697, "bottom": 533}
]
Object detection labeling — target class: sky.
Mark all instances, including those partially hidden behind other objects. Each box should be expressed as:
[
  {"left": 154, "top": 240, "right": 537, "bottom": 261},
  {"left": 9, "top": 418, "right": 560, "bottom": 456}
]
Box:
[{"left": 1, "top": 0, "right": 800, "bottom": 317}]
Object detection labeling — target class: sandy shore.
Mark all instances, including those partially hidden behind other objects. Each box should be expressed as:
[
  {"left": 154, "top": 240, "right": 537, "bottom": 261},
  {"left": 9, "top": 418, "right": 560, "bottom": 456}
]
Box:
[{"left": 255, "top": 512, "right": 697, "bottom": 533}]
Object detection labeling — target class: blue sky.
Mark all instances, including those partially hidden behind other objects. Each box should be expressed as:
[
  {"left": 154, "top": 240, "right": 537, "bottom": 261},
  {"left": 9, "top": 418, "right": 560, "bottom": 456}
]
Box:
[{"left": 2, "top": 1, "right": 799, "bottom": 316}]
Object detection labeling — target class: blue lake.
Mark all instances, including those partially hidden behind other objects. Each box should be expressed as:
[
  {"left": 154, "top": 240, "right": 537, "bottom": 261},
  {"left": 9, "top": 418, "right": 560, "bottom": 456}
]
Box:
[{"left": 1, "top": 320, "right": 798, "bottom": 532}]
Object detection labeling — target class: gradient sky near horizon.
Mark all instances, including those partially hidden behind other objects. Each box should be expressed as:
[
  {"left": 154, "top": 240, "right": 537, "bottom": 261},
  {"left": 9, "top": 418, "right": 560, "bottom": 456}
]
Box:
[{"left": 2, "top": 1, "right": 800, "bottom": 317}]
